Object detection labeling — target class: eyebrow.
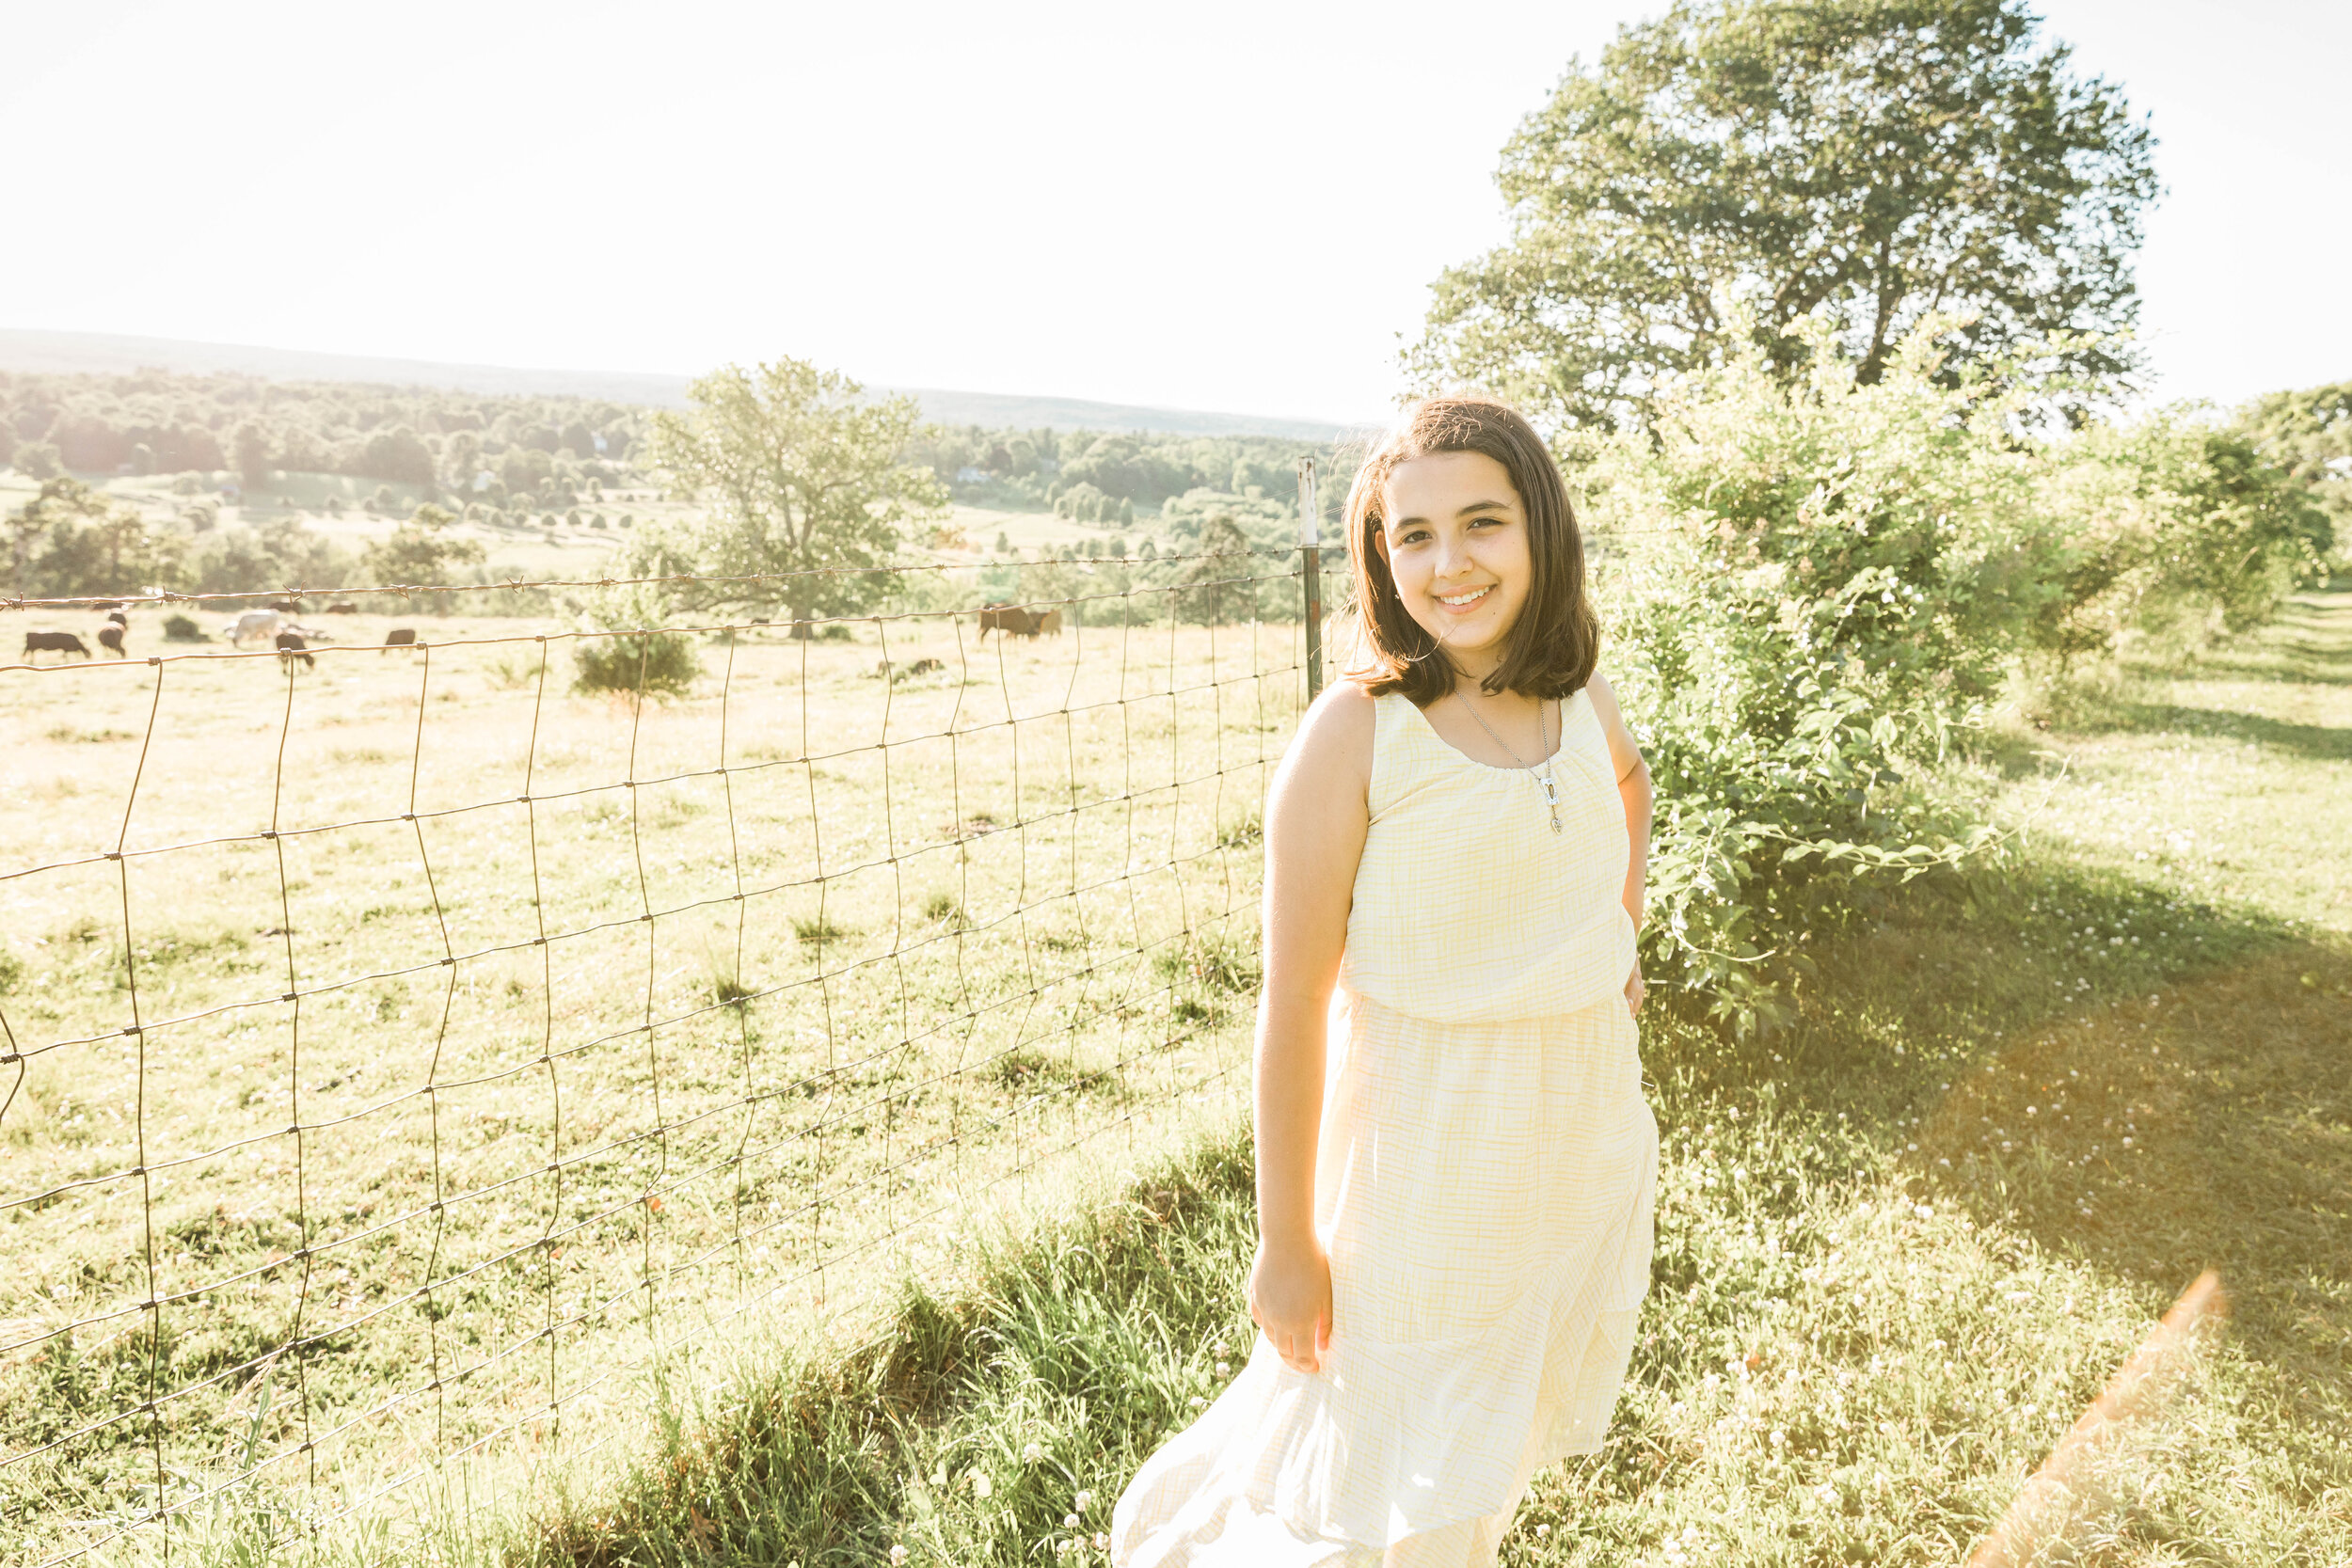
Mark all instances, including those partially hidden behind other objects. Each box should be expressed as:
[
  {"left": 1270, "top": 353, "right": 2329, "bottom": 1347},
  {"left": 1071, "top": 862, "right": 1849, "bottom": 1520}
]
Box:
[{"left": 1389, "top": 498, "right": 1517, "bottom": 529}]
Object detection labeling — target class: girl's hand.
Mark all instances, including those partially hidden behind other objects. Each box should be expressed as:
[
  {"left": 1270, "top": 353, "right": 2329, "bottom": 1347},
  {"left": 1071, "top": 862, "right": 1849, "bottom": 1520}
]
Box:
[
  {"left": 1625, "top": 955, "right": 1645, "bottom": 1017},
  {"left": 1248, "top": 1236, "right": 1332, "bottom": 1374}
]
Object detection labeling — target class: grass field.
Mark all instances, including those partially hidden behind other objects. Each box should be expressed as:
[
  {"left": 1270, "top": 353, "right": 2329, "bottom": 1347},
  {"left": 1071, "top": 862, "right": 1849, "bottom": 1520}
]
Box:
[
  {"left": 501, "top": 592, "right": 2351, "bottom": 1567},
  {"left": 0, "top": 602, "right": 1301, "bottom": 1565}
]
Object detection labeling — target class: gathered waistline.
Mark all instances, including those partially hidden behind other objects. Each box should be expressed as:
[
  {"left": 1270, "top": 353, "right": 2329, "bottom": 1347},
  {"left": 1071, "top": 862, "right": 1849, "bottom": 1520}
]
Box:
[{"left": 1336, "top": 984, "right": 1639, "bottom": 1033}]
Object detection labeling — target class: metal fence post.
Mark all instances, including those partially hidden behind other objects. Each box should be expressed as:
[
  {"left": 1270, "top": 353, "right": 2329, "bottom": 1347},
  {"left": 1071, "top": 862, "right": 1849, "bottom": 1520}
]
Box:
[{"left": 1297, "top": 457, "right": 1322, "bottom": 697}]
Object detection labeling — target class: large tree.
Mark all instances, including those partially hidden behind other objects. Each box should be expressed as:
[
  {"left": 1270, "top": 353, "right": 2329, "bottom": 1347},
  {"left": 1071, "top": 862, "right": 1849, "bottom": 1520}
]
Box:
[
  {"left": 644, "top": 357, "right": 946, "bottom": 631},
  {"left": 7, "top": 478, "right": 187, "bottom": 600},
  {"left": 1408, "top": 0, "right": 2159, "bottom": 431}
]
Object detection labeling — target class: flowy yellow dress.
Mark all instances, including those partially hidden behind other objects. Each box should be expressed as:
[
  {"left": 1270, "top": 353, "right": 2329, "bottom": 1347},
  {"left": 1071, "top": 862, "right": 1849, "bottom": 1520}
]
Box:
[{"left": 1111, "top": 687, "right": 1660, "bottom": 1567}]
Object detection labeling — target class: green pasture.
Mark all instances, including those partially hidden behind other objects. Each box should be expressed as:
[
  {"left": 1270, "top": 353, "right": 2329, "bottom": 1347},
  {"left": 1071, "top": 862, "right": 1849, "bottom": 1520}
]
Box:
[
  {"left": 0, "top": 612, "right": 1299, "bottom": 1564},
  {"left": 490, "top": 593, "right": 2350, "bottom": 1568}
]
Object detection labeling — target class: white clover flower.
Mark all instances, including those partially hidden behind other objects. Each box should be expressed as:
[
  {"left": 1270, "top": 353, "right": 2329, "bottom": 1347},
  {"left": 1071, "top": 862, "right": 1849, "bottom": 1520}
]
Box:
[
  {"left": 889, "top": 1547, "right": 908, "bottom": 1567},
  {"left": 1093, "top": 1533, "right": 1109, "bottom": 1550},
  {"left": 1023, "top": 1442, "right": 1044, "bottom": 1464},
  {"left": 1534, "top": 1522, "right": 1550, "bottom": 1537},
  {"left": 1074, "top": 1490, "right": 1093, "bottom": 1511},
  {"left": 1064, "top": 1513, "right": 1079, "bottom": 1528},
  {"left": 971, "top": 1470, "right": 993, "bottom": 1499},
  {"left": 1215, "top": 1360, "right": 1231, "bottom": 1376}
]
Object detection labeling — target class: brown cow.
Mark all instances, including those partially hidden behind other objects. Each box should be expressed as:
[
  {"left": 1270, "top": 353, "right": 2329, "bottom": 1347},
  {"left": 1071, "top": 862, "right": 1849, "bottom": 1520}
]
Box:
[
  {"left": 276, "top": 631, "right": 315, "bottom": 670},
  {"left": 381, "top": 627, "right": 419, "bottom": 654},
  {"left": 325, "top": 602, "right": 358, "bottom": 614},
  {"left": 1035, "top": 609, "right": 1064, "bottom": 636},
  {"left": 977, "top": 602, "right": 1040, "bottom": 641},
  {"left": 97, "top": 625, "right": 126, "bottom": 657},
  {"left": 23, "top": 631, "right": 90, "bottom": 661}
]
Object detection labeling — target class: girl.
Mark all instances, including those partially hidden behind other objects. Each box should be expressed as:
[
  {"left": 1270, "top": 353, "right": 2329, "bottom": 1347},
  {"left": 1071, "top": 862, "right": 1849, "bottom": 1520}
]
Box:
[{"left": 1111, "top": 398, "right": 1657, "bottom": 1566}]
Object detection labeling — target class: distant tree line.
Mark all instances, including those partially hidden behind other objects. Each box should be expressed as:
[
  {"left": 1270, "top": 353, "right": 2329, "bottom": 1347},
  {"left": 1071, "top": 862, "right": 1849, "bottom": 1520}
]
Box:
[
  {"left": 0, "top": 370, "right": 647, "bottom": 504},
  {"left": 900, "top": 424, "right": 1331, "bottom": 522}
]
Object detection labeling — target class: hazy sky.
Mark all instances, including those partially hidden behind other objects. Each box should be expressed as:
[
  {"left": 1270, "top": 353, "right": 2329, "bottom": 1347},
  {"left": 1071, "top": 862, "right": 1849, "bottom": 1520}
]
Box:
[{"left": 4, "top": 0, "right": 2344, "bottom": 422}]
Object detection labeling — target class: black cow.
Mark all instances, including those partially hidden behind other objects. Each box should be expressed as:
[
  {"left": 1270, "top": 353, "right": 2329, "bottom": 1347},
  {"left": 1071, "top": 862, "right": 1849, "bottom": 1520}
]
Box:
[
  {"left": 23, "top": 631, "right": 90, "bottom": 661},
  {"left": 97, "top": 625, "right": 126, "bottom": 657},
  {"left": 325, "top": 602, "right": 358, "bottom": 614},
  {"left": 381, "top": 627, "right": 418, "bottom": 654},
  {"left": 276, "top": 631, "right": 315, "bottom": 670},
  {"left": 104, "top": 610, "right": 129, "bottom": 627}
]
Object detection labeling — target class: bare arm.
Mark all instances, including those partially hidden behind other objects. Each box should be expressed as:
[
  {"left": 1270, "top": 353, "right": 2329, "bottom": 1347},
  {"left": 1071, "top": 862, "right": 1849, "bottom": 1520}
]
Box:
[
  {"left": 1585, "top": 673, "right": 1653, "bottom": 1011},
  {"left": 1249, "top": 682, "right": 1373, "bottom": 1372}
]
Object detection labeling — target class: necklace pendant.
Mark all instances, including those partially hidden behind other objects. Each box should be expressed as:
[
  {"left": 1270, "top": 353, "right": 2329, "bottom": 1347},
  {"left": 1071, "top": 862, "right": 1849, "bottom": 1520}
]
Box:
[{"left": 1549, "top": 814, "right": 1563, "bottom": 834}]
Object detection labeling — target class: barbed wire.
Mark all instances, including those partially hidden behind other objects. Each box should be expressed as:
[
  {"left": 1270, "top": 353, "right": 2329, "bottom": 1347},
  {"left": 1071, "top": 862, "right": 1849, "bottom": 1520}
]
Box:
[
  {"left": 0, "top": 553, "right": 1311, "bottom": 1563},
  {"left": 2, "top": 531, "right": 1699, "bottom": 618}
]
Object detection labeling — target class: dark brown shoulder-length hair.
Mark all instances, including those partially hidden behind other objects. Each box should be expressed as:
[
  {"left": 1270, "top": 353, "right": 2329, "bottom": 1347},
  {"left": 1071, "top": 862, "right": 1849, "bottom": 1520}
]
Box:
[{"left": 1341, "top": 396, "right": 1599, "bottom": 707}]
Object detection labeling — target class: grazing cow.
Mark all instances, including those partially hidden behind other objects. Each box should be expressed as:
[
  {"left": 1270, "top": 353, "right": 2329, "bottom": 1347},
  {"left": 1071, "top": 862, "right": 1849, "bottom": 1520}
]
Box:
[
  {"left": 104, "top": 610, "right": 129, "bottom": 627},
  {"left": 977, "top": 602, "right": 1041, "bottom": 641},
  {"left": 23, "top": 631, "right": 91, "bottom": 661},
  {"left": 1035, "top": 609, "right": 1064, "bottom": 636},
  {"left": 381, "top": 627, "right": 419, "bottom": 654},
  {"left": 97, "top": 625, "right": 126, "bottom": 657},
  {"left": 224, "top": 610, "right": 292, "bottom": 646},
  {"left": 275, "top": 631, "right": 315, "bottom": 670},
  {"left": 324, "top": 602, "right": 358, "bottom": 614},
  {"left": 266, "top": 598, "right": 305, "bottom": 615}
]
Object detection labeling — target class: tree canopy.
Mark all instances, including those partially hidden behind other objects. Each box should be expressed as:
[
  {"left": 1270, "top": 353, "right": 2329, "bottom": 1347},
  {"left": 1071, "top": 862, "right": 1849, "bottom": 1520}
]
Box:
[
  {"left": 6, "top": 477, "right": 186, "bottom": 601},
  {"left": 642, "top": 357, "right": 947, "bottom": 628},
  {"left": 1409, "top": 0, "right": 2159, "bottom": 430},
  {"left": 2233, "top": 380, "right": 2352, "bottom": 538}
]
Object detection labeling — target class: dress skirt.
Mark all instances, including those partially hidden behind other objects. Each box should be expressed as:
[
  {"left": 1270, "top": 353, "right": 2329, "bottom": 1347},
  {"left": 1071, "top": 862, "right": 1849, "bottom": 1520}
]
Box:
[{"left": 1110, "top": 983, "right": 1659, "bottom": 1566}]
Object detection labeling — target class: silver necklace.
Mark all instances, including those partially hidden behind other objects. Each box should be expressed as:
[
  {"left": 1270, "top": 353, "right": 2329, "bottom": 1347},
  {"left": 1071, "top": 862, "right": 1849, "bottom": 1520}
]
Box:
[{"left": 1457, "top": 689, "right": 1562, "bottom": 833}]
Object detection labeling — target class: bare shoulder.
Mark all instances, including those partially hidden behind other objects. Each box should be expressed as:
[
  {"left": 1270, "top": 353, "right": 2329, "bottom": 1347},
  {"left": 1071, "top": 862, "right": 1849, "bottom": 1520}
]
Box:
[
  {"left": 1581, "top": 670, "right": 1647, "bottom": 772},
  {"left": 1276, "top": 680, "right": 1376, "bottom": 800},
  {"left": 1582, "top": 670, "right": 1628, "bottom": 727}
]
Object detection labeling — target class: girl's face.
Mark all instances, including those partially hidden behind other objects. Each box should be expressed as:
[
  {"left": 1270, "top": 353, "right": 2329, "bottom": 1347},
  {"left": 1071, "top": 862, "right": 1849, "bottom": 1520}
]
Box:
[{"left": 1375, "top": 450, "right": 1532, "bottom": 677}]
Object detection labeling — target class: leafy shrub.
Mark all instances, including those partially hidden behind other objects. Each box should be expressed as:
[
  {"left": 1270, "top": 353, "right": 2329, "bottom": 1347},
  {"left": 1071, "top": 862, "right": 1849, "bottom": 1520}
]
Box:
[
  {"left": 1582, "top": 320, "right": 2323, "bottom": 1032},
  {"left": 162, "top": 613, "right": 205, "bottom": 642},
  {"left": 1585, "top": 325, "right": 2041, "bottom": 1029},
  {"left": 2031, "top": 417, "right": 2332, "bottom": 663},
  {"left": 571, "top": 630, "right": 701, "bottom": 699}
]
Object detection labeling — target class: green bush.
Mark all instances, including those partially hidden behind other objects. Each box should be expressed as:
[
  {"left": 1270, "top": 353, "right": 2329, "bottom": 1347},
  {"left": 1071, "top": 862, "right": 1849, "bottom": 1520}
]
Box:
[
  {"left": 162, "top": 613, "right": 205, "bottom": 642},
  {"left": 2031, "top": 417, "right": 2332, "bottom": 662},
  {"left": 1585, "top": 323, "right": 2044, "bottom": 1029},
  {"left": 571, "top": 630, "right": 701, "bottom": 699},
  {"left": 1581, "top": 318, "right": 2325, "bottom": 1033}
]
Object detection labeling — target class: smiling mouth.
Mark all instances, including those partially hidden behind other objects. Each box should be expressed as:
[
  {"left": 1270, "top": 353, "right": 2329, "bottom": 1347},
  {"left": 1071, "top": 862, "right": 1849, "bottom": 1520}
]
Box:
[{"left": 1437, "top": 586, "right": 1492, "bottom": 608}]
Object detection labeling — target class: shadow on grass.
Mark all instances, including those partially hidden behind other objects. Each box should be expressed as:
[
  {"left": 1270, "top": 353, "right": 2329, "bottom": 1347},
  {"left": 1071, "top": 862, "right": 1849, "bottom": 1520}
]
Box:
[
  {"left": 1680, "top": 851, "right": 2352, "bottom": 1448},
  {"left": 1914, "top": 942, "right": 2352, "bottom": 1377},
  {"left": 2059, "top": 702, "right": 2352, "bottom": 759},
  {"left": 2156, "top": 591, "right": 2352, "bottom": 687}
]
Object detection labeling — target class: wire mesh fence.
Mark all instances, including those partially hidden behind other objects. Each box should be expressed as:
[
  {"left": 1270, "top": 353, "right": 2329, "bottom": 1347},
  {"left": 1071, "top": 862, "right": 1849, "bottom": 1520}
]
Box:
[{"left": 0, "top": 545, "right": 1314, "bottom": 1565}]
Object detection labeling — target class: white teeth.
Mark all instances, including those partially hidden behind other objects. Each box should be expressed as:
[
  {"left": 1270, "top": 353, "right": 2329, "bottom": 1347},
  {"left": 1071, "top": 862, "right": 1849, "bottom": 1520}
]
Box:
[{"left": 1438, "top": 588, "right": 1490, "bottom": 606}]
